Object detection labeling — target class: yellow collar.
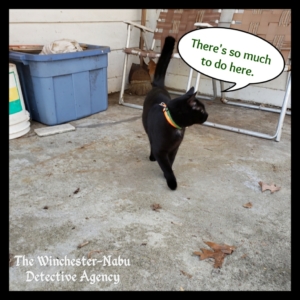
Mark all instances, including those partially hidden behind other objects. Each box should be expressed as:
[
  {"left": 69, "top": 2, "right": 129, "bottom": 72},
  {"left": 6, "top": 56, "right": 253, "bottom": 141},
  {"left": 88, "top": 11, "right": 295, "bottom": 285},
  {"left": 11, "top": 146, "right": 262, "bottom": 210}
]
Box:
[{"left": 159, "top": 102, "right": 182, "bottom": 129}]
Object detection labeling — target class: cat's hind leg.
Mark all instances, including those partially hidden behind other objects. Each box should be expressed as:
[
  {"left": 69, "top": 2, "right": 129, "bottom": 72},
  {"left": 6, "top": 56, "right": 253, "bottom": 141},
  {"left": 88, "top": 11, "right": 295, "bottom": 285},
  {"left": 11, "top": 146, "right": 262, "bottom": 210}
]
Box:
[
  {"left": 168, "top": 147, "right": 179, "bottom": 167},
  {"left": 149, "top": 141, "right": 156, "bottom": 161}
]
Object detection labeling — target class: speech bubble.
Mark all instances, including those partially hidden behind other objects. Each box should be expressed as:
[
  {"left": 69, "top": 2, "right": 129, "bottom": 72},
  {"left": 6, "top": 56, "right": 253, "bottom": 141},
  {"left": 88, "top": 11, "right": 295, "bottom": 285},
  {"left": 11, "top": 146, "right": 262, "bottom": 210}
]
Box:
[{"left": 178, "top": 28, "right": 285, "bottom": 92}]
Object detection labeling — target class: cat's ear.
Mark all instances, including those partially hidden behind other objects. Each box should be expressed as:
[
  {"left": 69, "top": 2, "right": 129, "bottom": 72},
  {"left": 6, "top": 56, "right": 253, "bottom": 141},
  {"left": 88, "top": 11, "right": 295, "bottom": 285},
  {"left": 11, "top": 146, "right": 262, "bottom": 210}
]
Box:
[
  {"left": 186, "top": 87, "right": 195, "bottom": 95},
  {"left": 187, "top": 93, "right": 200, "bottom": 109},
  {"left": 186, "top": 87, "right": 198, "bottom": 104}
]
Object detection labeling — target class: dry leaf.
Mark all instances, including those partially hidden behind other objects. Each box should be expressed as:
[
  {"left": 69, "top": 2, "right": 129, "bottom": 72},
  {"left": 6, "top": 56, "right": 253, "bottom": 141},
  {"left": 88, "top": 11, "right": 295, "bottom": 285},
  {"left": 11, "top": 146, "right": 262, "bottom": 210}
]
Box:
[
  {"left": 148, "top": 59, "right": 157, "bottom": 78},
  {"left": 9, "top": 253, "right": 15, "bottom": 267},
  {"left": 204, "top": 241, "right": 236, "bottom": 254},
  {"left": 87, "top": 250, "right": 101, "bottom": 259},
  {"left": 74, "top": 188, "right": 80, "bottom": 194},
  {"left": 194, "top": 248, "right": 216, "bottom": 259},
  {"left": 259, "top": 181, "right": 281, "bottom": 193},
  {"left": 180, "top": 270, "right": 192, "bottom": 278},
  {"left": 243, "top": 202, "right": 252, "bottom": 208},
  {"left": 194, "top": 241, "right": 236, "bottom": 268},
  {"left": 77, "top": 241, "right": 89, "bottom": 249},
  {"left": 194, "top": 248, "right": 225, "bottom": 268},
  {"left": 171, "top": 221, "right": 182, "bottom": 226},
  {"left": 151, "top": 203, "right": 162, "bottom": 211}
]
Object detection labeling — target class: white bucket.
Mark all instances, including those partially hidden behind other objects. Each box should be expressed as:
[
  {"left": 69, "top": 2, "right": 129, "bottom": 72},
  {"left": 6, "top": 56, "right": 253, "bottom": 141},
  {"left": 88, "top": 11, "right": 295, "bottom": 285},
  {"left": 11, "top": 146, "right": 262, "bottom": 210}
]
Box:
[{"left": 9, "top": 63, "right": 30, "bottom": 139}]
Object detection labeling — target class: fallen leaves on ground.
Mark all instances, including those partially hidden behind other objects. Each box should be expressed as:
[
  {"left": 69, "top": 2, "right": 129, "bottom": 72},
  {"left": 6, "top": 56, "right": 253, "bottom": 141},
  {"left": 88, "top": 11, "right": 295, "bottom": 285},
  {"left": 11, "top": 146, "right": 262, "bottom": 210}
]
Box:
[
  {"left": 243, "top": 202, "right": 252, "bottom": 208},
  {"left": 171, "top": 221, "right": 182, "bottom": 226},
  {"left": 151, "top": 203, "right": 162, "bottom": 212},
  {"left": 259, "top": 181, "right": 281, "bottom": 193},
  {"left": 9, "top": 253, "right": 15, "bottom": 267},
  {"left": 193, "top": 241, "right": 236, "bottom": 268},
  {"left": 77, "top": 241, "right": 89, "bottom": 249},
  {"left": 87, "top": 250, "right": 101, "bottom": 259},
  {"left": 180, "top": 270, "right": 192, "bottom": 278},
  {"left": 73, "top": 188, "right": 80, "bottom": 194}
]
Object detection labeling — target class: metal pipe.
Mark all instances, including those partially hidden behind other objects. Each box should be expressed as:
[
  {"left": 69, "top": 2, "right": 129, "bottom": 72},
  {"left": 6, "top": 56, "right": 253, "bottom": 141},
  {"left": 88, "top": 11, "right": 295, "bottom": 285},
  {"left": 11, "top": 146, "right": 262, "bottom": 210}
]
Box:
[
  {"left": 224, "top": 101, "right": 291, "bottom": 115},
  {"left": 196, "top": 95, "right": 216, "bottom": 101},
  {"left": 195, "top": 78, "right": 218, "bottom": 101},
  {"left": 194, "top": 72, "right": 201, "bottom": 91},
  {"left": 121, "top": 103, "right": 143, "bottom": 110},
  {"left": 141, "top": 31, "right": 149, "bottom": 50},
  {"left": 167, "top": 90, "right": 186, "bottom": 96},
  {"left": 187, "top": 69, "right": 218, "bottom": 101},
  {"left": 212, "top": 79, "right": 217, "bottom": 98},
  {"left": 150, "top": 39, "right": 155, "bottom": 51},
  {"left": 275, "top": 74, "right": 291, "bottom": 141},
  {"left": 196, "top": 94, "right": 216, "bottom": 101},
  {"left": 168, "top": 89, "right": 216, "bottom": 101},
  {"left": 220, "top": 82, "right": 227, "bottom": 102},
  {"left": 119, "top": 24, "right": 132, "bottom": 105},
  {"left": 202, "top": 121, "right": 275, "bottom": 139},
  {"left": 168, "top": 90, "right": 211, "bottom": 100},
  {"left": 186, "top": 69, "right": 193, "bottom": 91}
]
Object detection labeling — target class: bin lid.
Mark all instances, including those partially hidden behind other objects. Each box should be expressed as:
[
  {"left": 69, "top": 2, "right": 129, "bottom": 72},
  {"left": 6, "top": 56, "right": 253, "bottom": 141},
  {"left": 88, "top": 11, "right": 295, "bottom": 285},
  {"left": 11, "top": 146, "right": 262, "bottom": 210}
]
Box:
[{"left": 9, "top": 43, "right": 110, "bottom": 62}]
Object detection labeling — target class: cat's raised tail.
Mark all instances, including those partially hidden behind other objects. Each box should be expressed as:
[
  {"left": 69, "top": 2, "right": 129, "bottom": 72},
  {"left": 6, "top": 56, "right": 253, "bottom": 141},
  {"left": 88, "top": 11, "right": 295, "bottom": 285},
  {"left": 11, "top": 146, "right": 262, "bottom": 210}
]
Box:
[{"left": 152, "top": 36, "right": 175, "bottom": 88}]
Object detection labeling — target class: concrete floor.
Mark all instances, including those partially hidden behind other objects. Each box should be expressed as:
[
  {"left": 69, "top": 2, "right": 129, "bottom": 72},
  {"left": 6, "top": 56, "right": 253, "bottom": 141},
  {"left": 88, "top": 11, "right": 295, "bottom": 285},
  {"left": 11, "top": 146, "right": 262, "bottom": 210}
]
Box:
[{"left": 9, "top": 91, "right": 291, "bottom": 291}]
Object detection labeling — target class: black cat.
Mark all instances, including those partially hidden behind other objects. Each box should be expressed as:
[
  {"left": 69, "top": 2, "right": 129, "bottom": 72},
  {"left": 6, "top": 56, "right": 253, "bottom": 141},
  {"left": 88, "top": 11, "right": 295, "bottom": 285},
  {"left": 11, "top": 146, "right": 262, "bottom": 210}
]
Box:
[{"left": 142, "top": 36, "right": 208, "bottom": 190}]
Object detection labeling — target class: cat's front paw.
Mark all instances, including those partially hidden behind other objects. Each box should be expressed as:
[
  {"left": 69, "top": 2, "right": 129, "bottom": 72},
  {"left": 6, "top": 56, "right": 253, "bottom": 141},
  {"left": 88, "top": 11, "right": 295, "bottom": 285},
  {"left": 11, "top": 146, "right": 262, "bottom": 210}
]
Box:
[
  {"left": 149, "top": 154, "right": 156, "bottom": 161},
  {"left": 166, "top": 178, "right": 177, "bottom": 190}
]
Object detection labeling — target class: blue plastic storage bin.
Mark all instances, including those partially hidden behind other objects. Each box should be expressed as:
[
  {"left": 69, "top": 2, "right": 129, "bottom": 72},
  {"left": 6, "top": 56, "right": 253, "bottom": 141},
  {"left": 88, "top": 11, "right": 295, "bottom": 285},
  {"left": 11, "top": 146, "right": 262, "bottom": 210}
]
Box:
[{"left": 9, "top": 44, "right": 110, "bottom": 125}]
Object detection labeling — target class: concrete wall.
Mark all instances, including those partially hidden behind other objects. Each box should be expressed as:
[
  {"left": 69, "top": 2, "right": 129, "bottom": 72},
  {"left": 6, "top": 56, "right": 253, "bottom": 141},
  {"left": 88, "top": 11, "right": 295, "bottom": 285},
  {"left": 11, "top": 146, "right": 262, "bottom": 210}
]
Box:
[
  {"left": 9, "top": 9, "right": 290, "bottom": 108},
  {"left": 9, "top": 9, "right": 157, "bottom": 95}
]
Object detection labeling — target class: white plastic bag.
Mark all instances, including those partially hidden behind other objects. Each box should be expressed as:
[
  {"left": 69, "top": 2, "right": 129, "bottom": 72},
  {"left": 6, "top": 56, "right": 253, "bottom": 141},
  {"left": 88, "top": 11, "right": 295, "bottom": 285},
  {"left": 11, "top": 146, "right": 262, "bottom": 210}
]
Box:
[{"left": 40, "top": 39, "right": 83, "bottom": 55}]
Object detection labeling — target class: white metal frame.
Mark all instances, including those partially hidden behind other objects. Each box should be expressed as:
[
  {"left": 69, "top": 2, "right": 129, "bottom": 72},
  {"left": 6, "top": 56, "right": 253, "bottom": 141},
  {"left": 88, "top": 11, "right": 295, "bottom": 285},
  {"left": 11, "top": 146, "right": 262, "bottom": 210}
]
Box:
[
  {"left": 192, "top": 22, "right": 291, "bottom": 142},
  {"left": 203, "top": 74, "right": 291, "bottom": 141},
  {"left": 119, "top": 20, "right": 218, "bottom": 108},
  {"left": 119, "top": 13, "right": 291, "bottom": 142}
]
